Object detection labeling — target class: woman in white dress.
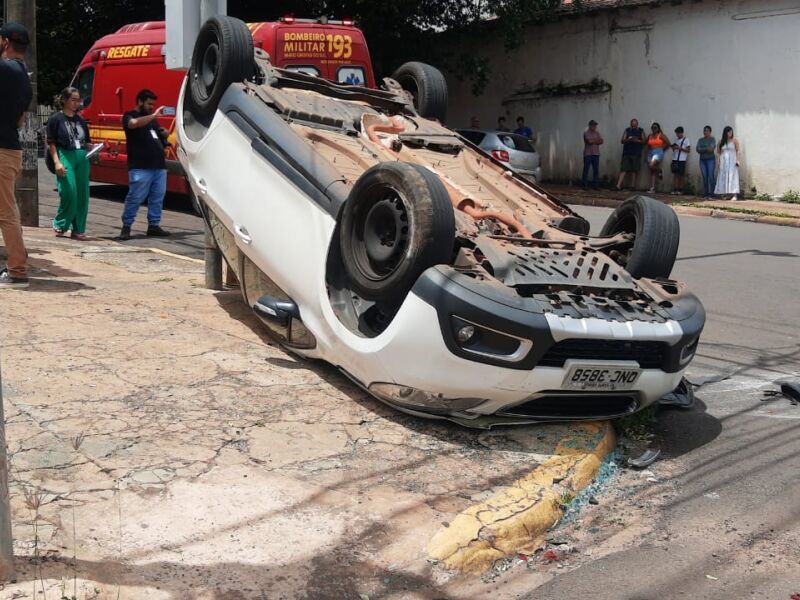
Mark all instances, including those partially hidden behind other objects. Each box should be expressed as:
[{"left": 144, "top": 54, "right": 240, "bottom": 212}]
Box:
[{"left": 715, "top": 126, "right": 740, "bottom": 200}]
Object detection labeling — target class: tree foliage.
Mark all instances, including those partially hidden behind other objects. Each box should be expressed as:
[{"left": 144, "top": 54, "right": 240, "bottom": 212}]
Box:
[{"left": 36, "top": 0, "right": 560, "bottom": 102}]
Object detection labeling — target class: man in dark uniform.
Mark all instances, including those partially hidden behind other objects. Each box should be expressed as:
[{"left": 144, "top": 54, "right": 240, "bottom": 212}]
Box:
[
  {"left": 119, "top": 88, "right": 171, "bottom": 240},
  {"left": 0, "top": 23, "right": 33, "bottom": 288}
]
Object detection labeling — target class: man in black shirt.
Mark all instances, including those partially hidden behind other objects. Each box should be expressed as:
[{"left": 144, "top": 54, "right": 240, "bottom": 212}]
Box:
[
  {"left": 0, "top": 23, "right": 33, "bottom": 288},
  {"left": 119, "top": 88, "right": 171, "bottom": 240}
]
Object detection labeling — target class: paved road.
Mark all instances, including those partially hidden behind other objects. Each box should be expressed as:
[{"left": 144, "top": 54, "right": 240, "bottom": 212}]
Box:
[
  {"left": 37, "top": 161, "right": 205, "bottom": 259},
  {"left": 530, "top": 207, "right": 800, "bottom": 599},
  {"left": 39, "top": 175, "right": 799, "bottom": 596}
]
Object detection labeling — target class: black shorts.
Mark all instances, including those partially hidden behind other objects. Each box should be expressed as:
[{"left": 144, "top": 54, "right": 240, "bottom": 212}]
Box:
[
  {"left": 671, "top": 160, "right": 687, "bottom": 175},
  {"left": 621, "top": 155, "right": 641, "bottom": 173}
]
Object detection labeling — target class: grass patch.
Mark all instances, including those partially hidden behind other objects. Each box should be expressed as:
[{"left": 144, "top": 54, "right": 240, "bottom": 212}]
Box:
[
  {"left": 678, "top": 203, "right": 797, "bottom": 220},
  {"left": 781, "top": 189, "right": 800, "bottom": 203},
  {"left": 614, "top": 404, "right": 657, "bottom": 442}
]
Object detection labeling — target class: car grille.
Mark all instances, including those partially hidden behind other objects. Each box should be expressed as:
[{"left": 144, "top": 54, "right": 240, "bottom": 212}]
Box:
[
  {"left": 500, "top": 394, "right": 638, "bottom": 419},
  {"left": 538, "top": 339, "right": 668, "bottom": 369}
]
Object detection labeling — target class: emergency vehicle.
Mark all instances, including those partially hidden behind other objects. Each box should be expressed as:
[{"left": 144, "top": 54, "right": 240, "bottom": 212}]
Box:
[{"left": 72, "top": 17, "right": 376, "bottom": 194}]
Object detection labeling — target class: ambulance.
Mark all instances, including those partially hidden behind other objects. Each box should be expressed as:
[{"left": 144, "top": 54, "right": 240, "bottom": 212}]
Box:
[{"left": 72, "top": 17, "right": 377, "bottom": 194}]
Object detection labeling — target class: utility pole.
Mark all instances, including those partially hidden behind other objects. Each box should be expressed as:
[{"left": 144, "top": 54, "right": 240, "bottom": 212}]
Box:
[
  {"left": 0, "top": 361, "right": 15, "bottom": 582},
  {"left": 5, "top": 0, "right": 39, "bottom": 227}
]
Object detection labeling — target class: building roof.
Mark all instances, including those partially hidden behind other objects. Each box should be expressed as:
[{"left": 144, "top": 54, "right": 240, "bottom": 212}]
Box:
[{"left": 556, "top": 0, "right": 668, "bottom": 14}]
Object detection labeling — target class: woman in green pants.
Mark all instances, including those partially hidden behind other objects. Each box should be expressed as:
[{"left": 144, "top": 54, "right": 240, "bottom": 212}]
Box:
[{"left": 46, "top": 87, "right": 91, "bottom": 239}]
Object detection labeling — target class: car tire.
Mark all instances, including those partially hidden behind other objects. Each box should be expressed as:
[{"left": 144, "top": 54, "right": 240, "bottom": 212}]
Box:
[
  {"left": 599, "top": 195, "right": 680, "bottom": 279},
  {"left": 186, "top": 16, "right": 253, "bottom": 122},
  {"left": 340, "top": 162, "right": 455, "bottom": 303},
  {"left": 390, "top": 62, "right": 448, "bottom": 123}
]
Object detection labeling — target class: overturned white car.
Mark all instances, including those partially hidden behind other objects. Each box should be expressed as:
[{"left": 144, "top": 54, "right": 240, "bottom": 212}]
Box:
[{"left": 177, "top": 17, "right": 704, "bottom": 427}]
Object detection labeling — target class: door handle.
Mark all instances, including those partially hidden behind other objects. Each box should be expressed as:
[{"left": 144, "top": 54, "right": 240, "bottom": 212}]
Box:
[
  {"left": 234, "top": 224, "right": 252, "bottom": 245},
  {"left": 197, "top": 178, "right": 207, "bottom": 196}
]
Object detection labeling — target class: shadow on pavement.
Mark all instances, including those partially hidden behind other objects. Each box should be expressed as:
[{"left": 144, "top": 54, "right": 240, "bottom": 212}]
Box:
[
  {"left": 90, "top": 184, "right": 196, "bottom": 215},
  {"left": 656, "top": 398, "right": 722, "bottom": 459}
]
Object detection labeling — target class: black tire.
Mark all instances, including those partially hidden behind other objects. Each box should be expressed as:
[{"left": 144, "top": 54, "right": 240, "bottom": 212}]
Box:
[
  {"left": 391, "top": 62, "right": 448, "bottom": 123},
  {"left": 340, "top": 162, "right": 455, "bottom": 303},
  {"left": 599, "top": 195, "right": 680, "bottom": 279},
  {"left": 186, "top": 16, "right": 253, "bottom": 121}
]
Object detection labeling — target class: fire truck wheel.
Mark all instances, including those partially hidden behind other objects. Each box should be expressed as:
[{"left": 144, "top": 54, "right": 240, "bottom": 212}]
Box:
[
  {"left": 391, "top": 62, "right": 448, "bottom": 123},
  {"left": 187, "top": 16, "right": 254, "bottom": 122}
]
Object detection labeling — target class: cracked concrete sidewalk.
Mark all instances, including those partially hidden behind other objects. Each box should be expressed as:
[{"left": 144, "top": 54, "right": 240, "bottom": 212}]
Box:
[{"left": 0, "top": 228, "right": 603, "bottom": 599}]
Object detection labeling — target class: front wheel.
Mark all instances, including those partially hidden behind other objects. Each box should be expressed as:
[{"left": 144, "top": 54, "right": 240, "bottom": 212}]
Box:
[
  {"left": 340, "top": 162, "right": 455, "bottom": 303},
  {"left": 600, "top": 195, "right": 680, "bottom": 279}
]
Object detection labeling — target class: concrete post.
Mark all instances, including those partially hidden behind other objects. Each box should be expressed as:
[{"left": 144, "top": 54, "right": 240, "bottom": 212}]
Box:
[
  {"left": 204, "top": 223, "right": 222, "bottom": 290},
  {"left": 0, "top": 362, "right": 16, "bottom": 581},
  {"left": 6, "top": 0, "right": 39, "bottom": 227}
]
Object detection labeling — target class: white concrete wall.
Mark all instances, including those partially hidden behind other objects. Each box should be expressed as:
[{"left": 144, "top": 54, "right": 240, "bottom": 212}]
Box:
[{"left": 444, "top": 0, "right": 800, "bottom": 195}]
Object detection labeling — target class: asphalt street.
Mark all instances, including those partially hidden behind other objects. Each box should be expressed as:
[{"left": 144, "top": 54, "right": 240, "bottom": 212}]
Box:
[{"left": 37, "top": 177, "right": 800, "bottom": 597}]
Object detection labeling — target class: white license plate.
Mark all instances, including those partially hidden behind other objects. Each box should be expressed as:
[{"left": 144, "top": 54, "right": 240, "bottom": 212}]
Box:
[{"left": 563, "top": 364, "right": 641, "bottom": 391}]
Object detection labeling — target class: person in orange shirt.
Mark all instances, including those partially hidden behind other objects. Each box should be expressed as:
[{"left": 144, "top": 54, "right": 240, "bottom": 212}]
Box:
[{"left": 645, "top": 122, "right": 670, "bottom": 193}]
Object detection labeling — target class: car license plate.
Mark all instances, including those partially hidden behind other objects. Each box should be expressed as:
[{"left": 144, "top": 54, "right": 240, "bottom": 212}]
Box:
[{"left": 563, "top": 364, "right": 641, "bottom": 391}]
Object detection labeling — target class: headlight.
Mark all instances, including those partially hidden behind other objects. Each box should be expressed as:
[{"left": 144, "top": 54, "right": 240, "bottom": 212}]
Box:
[
  {"left": 368, "top": 383, "right": 485, "bottom": 415},
  {"left": 450, "top": 316, "right": 532, "bottom": 363},
  {"left": 680, "top": 337, "right": 699, "bottom": 365}
]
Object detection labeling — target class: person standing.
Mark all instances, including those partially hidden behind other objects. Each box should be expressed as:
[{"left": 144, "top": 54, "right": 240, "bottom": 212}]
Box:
[
  {"left": 581, "top": 119, "right": 603, "bottom": 189},
  {"left": 496, "top": 116, "right": 510, "bottom": 132},
  {"left": 696, "top": 126, "right": 717, "bottom": 199},
  {"left": 615, "top": 118, "right": 645, "bottom": 190},
  {"left": 514, "top": 116, "right": 533, "bottom": 139},
  {"left": 714, "top": 126, "right": 740, "bottom": 200},
  {"left": 669, "top": 126, "right": 691, "bottom": 195},
  {"left": 119, "top": 89, "right": 171, "bottom": 240},
  {"left": 469, "top": 116, "right": 481, "bottom": 129},
  {"left": 47, "top": 87, "right": 91, "bottom": 239},
  {"left": 0, "top": 23, "right": 33, "bottom": 289},
  {"left": 645, "top": 122, "right": 670, "bottom": 193}
]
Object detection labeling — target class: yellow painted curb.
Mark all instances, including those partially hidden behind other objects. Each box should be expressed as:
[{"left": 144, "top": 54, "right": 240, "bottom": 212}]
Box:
[{"left": 427, "top": 421, "right": 616, "bottom": 574}]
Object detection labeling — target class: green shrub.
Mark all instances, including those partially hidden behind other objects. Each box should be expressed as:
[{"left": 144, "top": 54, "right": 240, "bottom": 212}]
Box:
[{"left": 782, "top": 189, "right": 800, "bottom": 203}]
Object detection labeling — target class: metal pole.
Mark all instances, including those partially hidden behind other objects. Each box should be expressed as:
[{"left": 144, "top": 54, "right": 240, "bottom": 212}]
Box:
[
  {"left": 6, "top": 0, "right": 39, "bottom": 227},
  {"left": 0, "top": 360, "right": 16, "bottom": 582},
  {"left": 204, "top": 223, "right": 222, "bottom": 290}
]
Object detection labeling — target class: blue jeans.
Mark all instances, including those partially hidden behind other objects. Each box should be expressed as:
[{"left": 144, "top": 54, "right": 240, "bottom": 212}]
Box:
[
  {"left": 122, "top": 169, "right": 167, "bottom": 226},
  {"left": 699, "top": 158, "right": 716, "bottom": 197},
  {"left": 582, "top": 155, "right": 599, "bottom": 187}
]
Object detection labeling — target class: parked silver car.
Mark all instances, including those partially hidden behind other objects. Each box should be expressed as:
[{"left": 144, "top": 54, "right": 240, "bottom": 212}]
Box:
[{"left": 456, "top": 129, "right": 543, "bottom": 183}]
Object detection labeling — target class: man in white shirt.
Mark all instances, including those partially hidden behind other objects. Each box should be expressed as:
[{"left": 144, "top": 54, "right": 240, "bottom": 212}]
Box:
[{"left": 670, "top": 126, "right": 691, "bottom": 195}]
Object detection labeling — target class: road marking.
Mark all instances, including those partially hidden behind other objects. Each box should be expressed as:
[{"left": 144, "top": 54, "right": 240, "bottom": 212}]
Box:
[{"left": 427, "top": 421, "right": 615, "bottom": 573}]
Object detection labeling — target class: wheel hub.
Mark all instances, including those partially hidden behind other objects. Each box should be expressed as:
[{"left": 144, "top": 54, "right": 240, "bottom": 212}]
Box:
[{"left": 355, "top": 191, "right": 409, "bottom": 278}]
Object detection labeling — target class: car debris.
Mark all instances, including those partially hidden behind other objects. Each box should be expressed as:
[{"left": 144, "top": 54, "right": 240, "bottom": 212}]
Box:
[
  {"left": 658, "top": 377, "right": 695, "bottom": 408},
  {"left": 177, "top": 16, "right": 706, "bottom": 427},
  {"left": 762, "top": 381, "right": 800, "bottom": 405},
  {"left": 627, "top": 447, "right": 661, "bottom": 468}
]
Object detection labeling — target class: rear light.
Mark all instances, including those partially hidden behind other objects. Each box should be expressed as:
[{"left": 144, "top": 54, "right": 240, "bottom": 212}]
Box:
[
  {"left": 280, "top": 15, "right": 295, "bottom": 23},
  {"left": 491, "top": 149, "right": 510, "bottom": 162}
]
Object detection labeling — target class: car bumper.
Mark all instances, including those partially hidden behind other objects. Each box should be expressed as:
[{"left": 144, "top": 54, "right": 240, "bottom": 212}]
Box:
[
  {"left": 517, "top": 167, "right": 543, "bottom": 184},
  {"left": 341, "top": 266, "right": 704, "bottom": 427}
]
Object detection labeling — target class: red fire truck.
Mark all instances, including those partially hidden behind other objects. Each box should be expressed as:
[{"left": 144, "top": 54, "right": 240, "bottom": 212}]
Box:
[{"left": 72, "top": 17, "right": 377, "bottom": 194}]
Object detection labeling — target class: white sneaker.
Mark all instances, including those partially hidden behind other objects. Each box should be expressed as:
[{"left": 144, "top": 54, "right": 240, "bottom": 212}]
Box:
[
  {"left": 648, "top": 188, "right": 656, "bottom": 193},
  {"left": 0, "top": 268, "right": 30, "bottom": 289}
]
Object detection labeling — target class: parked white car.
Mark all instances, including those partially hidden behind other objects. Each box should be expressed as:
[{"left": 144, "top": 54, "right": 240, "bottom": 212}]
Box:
[
  {"left": 456, "top": 129, "right": 543, "bottom": 183},
  {"left": 176, "top": 17, "right": 705, "bottom": 427}
]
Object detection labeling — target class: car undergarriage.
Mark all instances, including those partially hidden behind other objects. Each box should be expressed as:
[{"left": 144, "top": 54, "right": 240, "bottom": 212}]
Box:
[{"left": 176, "top": 17, "right": 705, "bottom": 428}]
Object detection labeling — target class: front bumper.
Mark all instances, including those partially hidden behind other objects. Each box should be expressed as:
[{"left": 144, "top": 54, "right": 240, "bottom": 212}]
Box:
[{"left": 356, "top": 266, "right": 704, "bottom": 426}]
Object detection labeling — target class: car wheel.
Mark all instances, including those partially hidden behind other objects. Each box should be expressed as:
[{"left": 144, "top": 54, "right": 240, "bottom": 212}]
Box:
[
  {"left": 390, "top": 62, "right": 448, "bottom": 123},
  {"left": 340, "top": 162, "right": 455, "bottom": 303},
  {"left": 600, "top": 195, "right": 680, "bottom": 279},
  {"left": 186, "top": 16, "right": 253, "bottom": 122}
]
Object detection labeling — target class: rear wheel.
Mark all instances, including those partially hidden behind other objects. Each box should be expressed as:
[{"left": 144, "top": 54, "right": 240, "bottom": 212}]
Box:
[
  {"left": 340, "top": 162, "right": 455, "bottom": 303},
  {"left": 600, "top": 195, "right": 680, "bottom": 279},
  {"left": 186, "top": 16, "right": 253, "bottom": 122},
  {"left": 391, "top": 62, "right": 448, "bottom": 123}
]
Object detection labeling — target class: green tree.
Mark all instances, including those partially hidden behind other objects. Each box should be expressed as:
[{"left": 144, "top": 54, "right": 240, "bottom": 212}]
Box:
[{"left": 35, "top": 0, "right": 561, "bottom": 103}]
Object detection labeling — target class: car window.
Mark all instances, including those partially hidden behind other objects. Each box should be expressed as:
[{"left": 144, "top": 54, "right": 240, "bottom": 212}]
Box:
[
  {"left": 284, "top": 65, "right": 321, "bottom": 77},
  {"left": 337, "top": 66, "right": 366, "bottom": 86},
  {"left": 74, "top": 67, "right": 95, "bottom": 108},
  {"left": 499, "top": 133, "right": 535, "bottom": 152},
  {"left": 458, "top": 130, "right": 486, "bottom": 145}
]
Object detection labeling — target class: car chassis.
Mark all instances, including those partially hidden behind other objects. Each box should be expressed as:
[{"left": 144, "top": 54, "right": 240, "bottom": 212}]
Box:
[{"left": 177, "top": 18, "right": 705, "bottom": 428}]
